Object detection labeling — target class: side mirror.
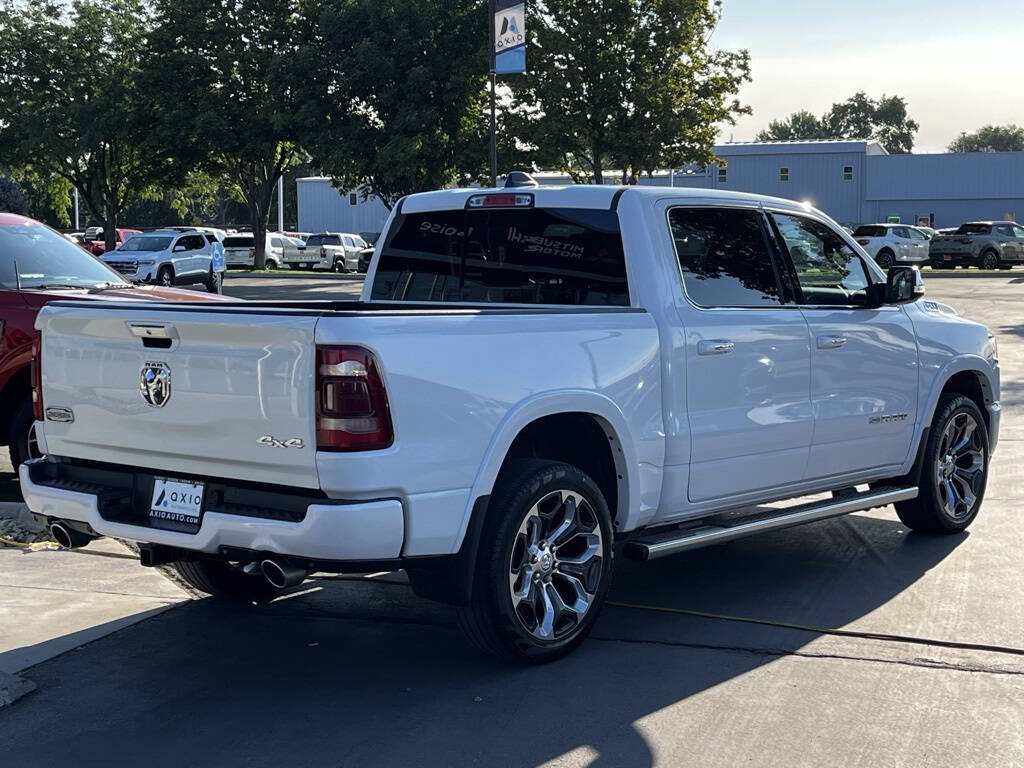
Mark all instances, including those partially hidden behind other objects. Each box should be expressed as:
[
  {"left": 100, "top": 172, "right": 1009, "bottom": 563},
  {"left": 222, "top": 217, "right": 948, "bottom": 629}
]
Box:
[{"left": 885, "top": 266, "right": 924, "bottom": 304}]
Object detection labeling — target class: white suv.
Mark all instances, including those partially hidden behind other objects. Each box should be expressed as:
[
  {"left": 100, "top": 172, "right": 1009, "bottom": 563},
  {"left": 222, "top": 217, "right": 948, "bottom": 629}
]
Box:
[
  {"left": 853, "top": 224, "right": 930, "bottom": 269},
  {"left": 104, "top": 229, "right": 223, "bottom": 291}
]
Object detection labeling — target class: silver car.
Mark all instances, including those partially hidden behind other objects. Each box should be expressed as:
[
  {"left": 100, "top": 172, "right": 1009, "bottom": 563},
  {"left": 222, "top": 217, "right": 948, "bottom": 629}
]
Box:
[{"left": 104, "top": 229, "right": 223, "bottom": 290}]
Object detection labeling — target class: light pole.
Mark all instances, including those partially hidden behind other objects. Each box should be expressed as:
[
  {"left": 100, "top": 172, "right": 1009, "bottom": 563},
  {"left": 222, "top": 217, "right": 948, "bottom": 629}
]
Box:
[{"left": 489, "top": 0, "right": 497, "bottom": 188}]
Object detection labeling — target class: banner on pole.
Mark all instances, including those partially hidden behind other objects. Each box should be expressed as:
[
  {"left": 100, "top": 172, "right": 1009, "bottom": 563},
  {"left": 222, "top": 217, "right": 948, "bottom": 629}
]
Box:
[{"left": 494, "top": 1, "right": 526, "bottom": 75}]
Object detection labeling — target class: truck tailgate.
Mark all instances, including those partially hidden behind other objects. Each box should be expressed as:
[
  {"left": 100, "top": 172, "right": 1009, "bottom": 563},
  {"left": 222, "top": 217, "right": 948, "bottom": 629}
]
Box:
[{"left": 37, "top": 304, "right": 320, "bottom": 488}]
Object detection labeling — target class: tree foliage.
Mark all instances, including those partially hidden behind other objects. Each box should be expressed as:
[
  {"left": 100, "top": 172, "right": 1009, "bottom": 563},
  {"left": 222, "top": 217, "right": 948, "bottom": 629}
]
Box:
[
  {"left": 0, "top": 172, "right": 28, "bottom": 215},
  {"left": 145, "top": 0, "right": 307, "bottom": 265},
  {"left": 0, "top": 0, "right": 165, "bottom": 247},
  {"left": 757, "top": 92, "right": 919, "bottom": 153},
  {"left": 508, "top": 0, "right": 751, "bottom": 183},
  {"left": 297, "top": 0, "right": 490, "bottom": 207},
  {"left": 948, "top": 125, "right": 1024, "bottom": 153}
]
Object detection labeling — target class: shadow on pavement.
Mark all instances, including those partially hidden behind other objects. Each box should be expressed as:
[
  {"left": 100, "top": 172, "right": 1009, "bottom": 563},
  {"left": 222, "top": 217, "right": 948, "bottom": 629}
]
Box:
[{"left": 0, "top": 513, "right": 966, "bottom": 768}]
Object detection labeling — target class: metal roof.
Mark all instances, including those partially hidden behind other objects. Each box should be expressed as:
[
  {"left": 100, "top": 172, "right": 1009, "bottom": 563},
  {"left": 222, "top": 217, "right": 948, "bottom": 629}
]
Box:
[{"left": 717, "top": 140, "right": 888, "bottom": 156}]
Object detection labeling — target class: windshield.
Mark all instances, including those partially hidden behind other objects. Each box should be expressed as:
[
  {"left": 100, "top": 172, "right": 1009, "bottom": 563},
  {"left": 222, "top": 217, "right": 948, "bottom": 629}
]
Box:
[
  {"left": 0, "top": 219, "right": 129, "bottom": 289},
  {"left": 117, "top": 235, "right": 173, "bottom": 252}
]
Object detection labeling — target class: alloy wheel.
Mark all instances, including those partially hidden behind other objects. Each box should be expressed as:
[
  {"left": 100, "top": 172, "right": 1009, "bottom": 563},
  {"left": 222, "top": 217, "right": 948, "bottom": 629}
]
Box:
[
  {"left": 508, "top": 489, "right": 604, "bottom": 642},
  {"left": 934, "top": 412, "right": 985, "bottom": 520},
  {"left": 982, "top": 252, "right": 998, "bottom": 270}
]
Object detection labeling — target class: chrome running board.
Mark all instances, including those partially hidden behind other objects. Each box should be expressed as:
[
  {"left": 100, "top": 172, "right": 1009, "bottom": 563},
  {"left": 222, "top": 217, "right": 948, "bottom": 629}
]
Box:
[{"left": 623, "top": 486, "right": 918, "bottom": 561}]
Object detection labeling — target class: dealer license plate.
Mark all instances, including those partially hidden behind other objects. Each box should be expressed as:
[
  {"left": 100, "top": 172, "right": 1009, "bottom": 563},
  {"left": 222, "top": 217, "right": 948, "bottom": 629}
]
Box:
[{"left": 149, "top": 477, "right": 205, "bottom": 527}]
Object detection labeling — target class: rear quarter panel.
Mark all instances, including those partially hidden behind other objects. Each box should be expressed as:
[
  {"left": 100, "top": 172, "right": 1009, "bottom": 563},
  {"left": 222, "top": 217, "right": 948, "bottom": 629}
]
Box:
[{"left": 314, "top": 310, "right": 664, "bottom": 555}]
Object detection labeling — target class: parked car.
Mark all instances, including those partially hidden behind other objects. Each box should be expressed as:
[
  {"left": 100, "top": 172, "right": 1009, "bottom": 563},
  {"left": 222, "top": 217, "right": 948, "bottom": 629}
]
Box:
[
  {"left": 929, "top": 221, "right": 1024, "bottom": 270},
  {"left": 852, "top": 224, "right": 930, "bottom": 268},
  {"left": 103, "top": 228, "right": 226, "bottom": 291},
  {"left": 912, "top": 225, "right": 938, "bottom": 240},
  {"left": 305, "top": 232, "right": 370, "bottom": 272},
  {"left": 359, "top": 231, "right": 381, "bottom": 246},
  {"left": 0, "top": 213, "right": 233, "bottom": 470},
  {"left": 88, "top": 227, "right": 142, "bottom": 256},
  {"left": 221, "top": 233, "right": 295, "bottom": 270},
  {"left": 357, "top": 245, "right": 374, "bottom": 273},
  {"left": 23, "top": 184, "right": 1000, "bottom": 663}
]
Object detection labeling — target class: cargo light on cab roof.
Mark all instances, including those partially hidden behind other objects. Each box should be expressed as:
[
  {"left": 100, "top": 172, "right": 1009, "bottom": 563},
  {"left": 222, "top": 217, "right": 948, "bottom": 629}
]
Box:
[{"left": 465, "top": 193, "right": 534, "bottom": 209}]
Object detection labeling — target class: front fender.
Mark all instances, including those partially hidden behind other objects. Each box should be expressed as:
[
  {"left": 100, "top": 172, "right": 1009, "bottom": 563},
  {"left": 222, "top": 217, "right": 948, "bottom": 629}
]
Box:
[{"left": 913, "top": 354, "right": 999, "bottom": 467}]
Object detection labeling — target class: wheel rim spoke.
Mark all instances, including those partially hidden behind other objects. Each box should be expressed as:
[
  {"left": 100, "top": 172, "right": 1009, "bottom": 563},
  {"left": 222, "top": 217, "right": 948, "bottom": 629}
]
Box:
[
  {"left": 935, "top": 412, "right": 985, "bottom": 520},
  {"left": 508, "top": 487, "right": 604, "bottom": 642}
]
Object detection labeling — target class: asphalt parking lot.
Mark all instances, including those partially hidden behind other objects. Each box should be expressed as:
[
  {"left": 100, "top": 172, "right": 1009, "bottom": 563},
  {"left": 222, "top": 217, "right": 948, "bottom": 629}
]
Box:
[{"left": 1, "top": 272, "right": 1022, "bottom": 767}]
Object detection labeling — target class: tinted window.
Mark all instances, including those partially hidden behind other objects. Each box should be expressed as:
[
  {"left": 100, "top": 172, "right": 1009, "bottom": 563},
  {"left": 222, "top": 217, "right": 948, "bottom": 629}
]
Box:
[
  {"left": 371, "top": 208, "right": 629, "bottom": 306},
  {"left": 994, "top": 224, "right": 1014, "bottom": 237},
  {"left": 222, "top": 236, "right": 252, "bottom": 248},
  {"left": 271, "top": 237, "right": 284, "bottom": 248},
  {"left": 343, "top": 236, "right": 355, "bottom": 247},
  {"left": 1014, "top": 225, "right": 1024, "bottom": 238},
  {"left": 959, "top": 224, "right": 991, "bottom": 235},
  {"left": 0, "top": 219, "right": 127, "bottom": 289},
  {"left": 853, "top": 225, "right": 886, "bottom": 237},
  {"left": 119, "top": 235, "right": 173, "bottom": 252},
  {"left": 669, "top": 207, "right": 780, "bottom": 307},
  {"left": 772, "top": 213, "right": 870, "bottom": 306}
]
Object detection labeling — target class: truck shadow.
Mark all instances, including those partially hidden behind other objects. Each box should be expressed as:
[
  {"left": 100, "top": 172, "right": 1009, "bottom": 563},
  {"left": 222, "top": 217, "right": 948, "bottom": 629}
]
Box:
[{"left": 5, "top": 513, "right": 966, "bottom": 768}]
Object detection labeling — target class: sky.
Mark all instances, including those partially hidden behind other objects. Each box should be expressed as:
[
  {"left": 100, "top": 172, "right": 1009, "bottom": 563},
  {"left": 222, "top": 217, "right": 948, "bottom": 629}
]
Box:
[{"left": 711, "top": 0, "right": 1024, "bottom": 153}]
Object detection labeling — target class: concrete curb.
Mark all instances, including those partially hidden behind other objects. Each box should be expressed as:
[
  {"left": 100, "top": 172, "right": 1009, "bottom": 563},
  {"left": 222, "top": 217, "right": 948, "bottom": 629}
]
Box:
[{"left": 0, "top": 671, "right": 36, "bottom": 708}]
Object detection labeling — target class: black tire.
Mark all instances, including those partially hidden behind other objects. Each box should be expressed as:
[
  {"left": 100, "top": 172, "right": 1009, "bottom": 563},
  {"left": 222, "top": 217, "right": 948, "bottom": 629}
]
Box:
[
  {"left": 173, "top": 559, "right": 282, "bottom": 601},
  {"left": 205, "top": 268, "right": 223, "bottom": 294},
  {"left": 156, "top": 265, "right": 174, "bottom": 287},
  {"left": 8, "top": 395, "right": 40, "bottom": 469},
  {"left": 876, "top": 250, "right": 895, "bottom": 269},
  {"left": 981, "top": 250, "right": 1000, "bottom": 270},
  {"left": 895, "top": 394, "right": 989, "bottom": 534},
  {"left": 334, "top": 257, "right": 347, "bottom": 273},
  {"left": 264, "top": 259, "right": 277, "bottom": 271},
  {"left": 455, "top": 460, "right": 614, "bottom": 664}
]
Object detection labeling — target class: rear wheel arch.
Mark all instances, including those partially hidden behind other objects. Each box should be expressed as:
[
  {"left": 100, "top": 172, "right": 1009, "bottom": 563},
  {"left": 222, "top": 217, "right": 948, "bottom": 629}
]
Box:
[
  {"left": 415, "top": 405, "right": 635, "bottom": 608},
  {"left": 0, "top": 366, "right": 31, "bottom": 447}
]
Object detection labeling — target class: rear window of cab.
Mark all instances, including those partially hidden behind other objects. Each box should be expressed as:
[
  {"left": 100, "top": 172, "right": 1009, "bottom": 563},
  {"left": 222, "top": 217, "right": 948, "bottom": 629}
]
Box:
[{"left": 370, "top": 208, "right": 629, "bottom": 306}]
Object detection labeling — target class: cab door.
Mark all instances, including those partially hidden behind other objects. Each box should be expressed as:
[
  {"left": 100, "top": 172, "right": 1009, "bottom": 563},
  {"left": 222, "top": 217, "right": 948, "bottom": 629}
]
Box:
[
  {"left": 769, "top": 211, "right": 919, "bottom": 481},
  {"left": 671, "top": 205, "right": 814, "bottom": 504}
]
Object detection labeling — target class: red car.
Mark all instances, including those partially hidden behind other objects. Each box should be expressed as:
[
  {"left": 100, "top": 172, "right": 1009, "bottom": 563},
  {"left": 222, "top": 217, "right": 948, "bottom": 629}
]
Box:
[
  {"left": 88, "top": 227, "right": 142, "bottom": 256},
  {"left": 0, "top": 213, "right": 234, "bottom": 468}
]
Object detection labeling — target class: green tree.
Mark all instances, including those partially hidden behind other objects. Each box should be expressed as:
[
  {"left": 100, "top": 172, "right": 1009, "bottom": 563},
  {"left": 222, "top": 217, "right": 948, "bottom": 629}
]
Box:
[
  {"left": 757, "top": 92, "right": 919, "bottom": 153},
  {"left": 297, "top": 0, "right": 490, "bottom": 207},
  {"left": 145, "top": 0, "right": 306, "bottom": 267},
  {"left": 0, "top": 173, "right": 28, "bottom": 215},
  {"left": 509, "top": 0, "right": 750, "bottom": 184},
  {"left": 948, "top": 125, "right": 1024, "bottom": 153},
  {"left": 755, "top": 110, "right": 828, "bottom": 142},
  {"left": 0, "top": 0, "right": 166, "bottom": 248}
]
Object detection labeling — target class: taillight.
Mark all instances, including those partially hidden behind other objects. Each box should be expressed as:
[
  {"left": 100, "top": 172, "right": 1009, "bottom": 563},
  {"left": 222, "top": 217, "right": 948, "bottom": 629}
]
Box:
[
  {"left": 31, "top": 330, "right": 43, "bottom": 421},
  {"left": 316, "top": 346, "right": 393, "bottom": 451}
]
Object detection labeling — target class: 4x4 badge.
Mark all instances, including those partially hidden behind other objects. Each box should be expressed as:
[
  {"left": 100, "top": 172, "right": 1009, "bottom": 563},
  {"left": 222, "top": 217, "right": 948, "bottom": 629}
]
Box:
[{"left": 140, "top": 362, "right": 171, "bottom": 408}]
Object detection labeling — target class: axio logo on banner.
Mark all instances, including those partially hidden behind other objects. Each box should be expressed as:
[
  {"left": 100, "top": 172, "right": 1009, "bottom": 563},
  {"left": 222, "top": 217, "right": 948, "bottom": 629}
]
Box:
[{"left": 494, "top": 1, "right": 526, "bottom": 75}]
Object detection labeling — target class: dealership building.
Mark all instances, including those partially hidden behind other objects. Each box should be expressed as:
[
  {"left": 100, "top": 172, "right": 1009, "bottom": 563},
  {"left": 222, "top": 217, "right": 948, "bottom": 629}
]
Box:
[{"left": 296, "top": 140, "right": 1024, "bottom": 235}]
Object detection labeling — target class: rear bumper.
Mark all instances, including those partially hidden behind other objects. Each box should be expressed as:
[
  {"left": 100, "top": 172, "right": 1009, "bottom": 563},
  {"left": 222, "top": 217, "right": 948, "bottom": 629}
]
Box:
[{"left": 20, "top": 459, "right": 405, "bottom": 562}]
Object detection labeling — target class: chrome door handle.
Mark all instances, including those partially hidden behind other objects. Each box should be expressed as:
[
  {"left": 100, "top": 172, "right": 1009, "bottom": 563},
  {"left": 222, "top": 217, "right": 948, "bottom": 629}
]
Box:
[
  {"left": 817, "top": 335, "right": 848, "bottom": 349},
  {"left": 698, "top": 340, "right": 735, "bottom": 356}
]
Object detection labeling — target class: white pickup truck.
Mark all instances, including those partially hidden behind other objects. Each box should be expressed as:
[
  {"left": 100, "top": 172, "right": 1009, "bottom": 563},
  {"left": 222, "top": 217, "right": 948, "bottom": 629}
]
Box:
[{"left": 22, "top": 181, "right": 1000, "bottom": 663}]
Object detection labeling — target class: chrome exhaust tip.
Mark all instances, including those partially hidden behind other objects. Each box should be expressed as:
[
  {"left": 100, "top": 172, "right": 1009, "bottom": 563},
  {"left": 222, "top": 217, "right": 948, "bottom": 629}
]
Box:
[
  {"left": 50, "top": 521, "right": 95, "bottom": 549},
  {"left": 259, "top": 559, "right": 307, "bottom": 589}
]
